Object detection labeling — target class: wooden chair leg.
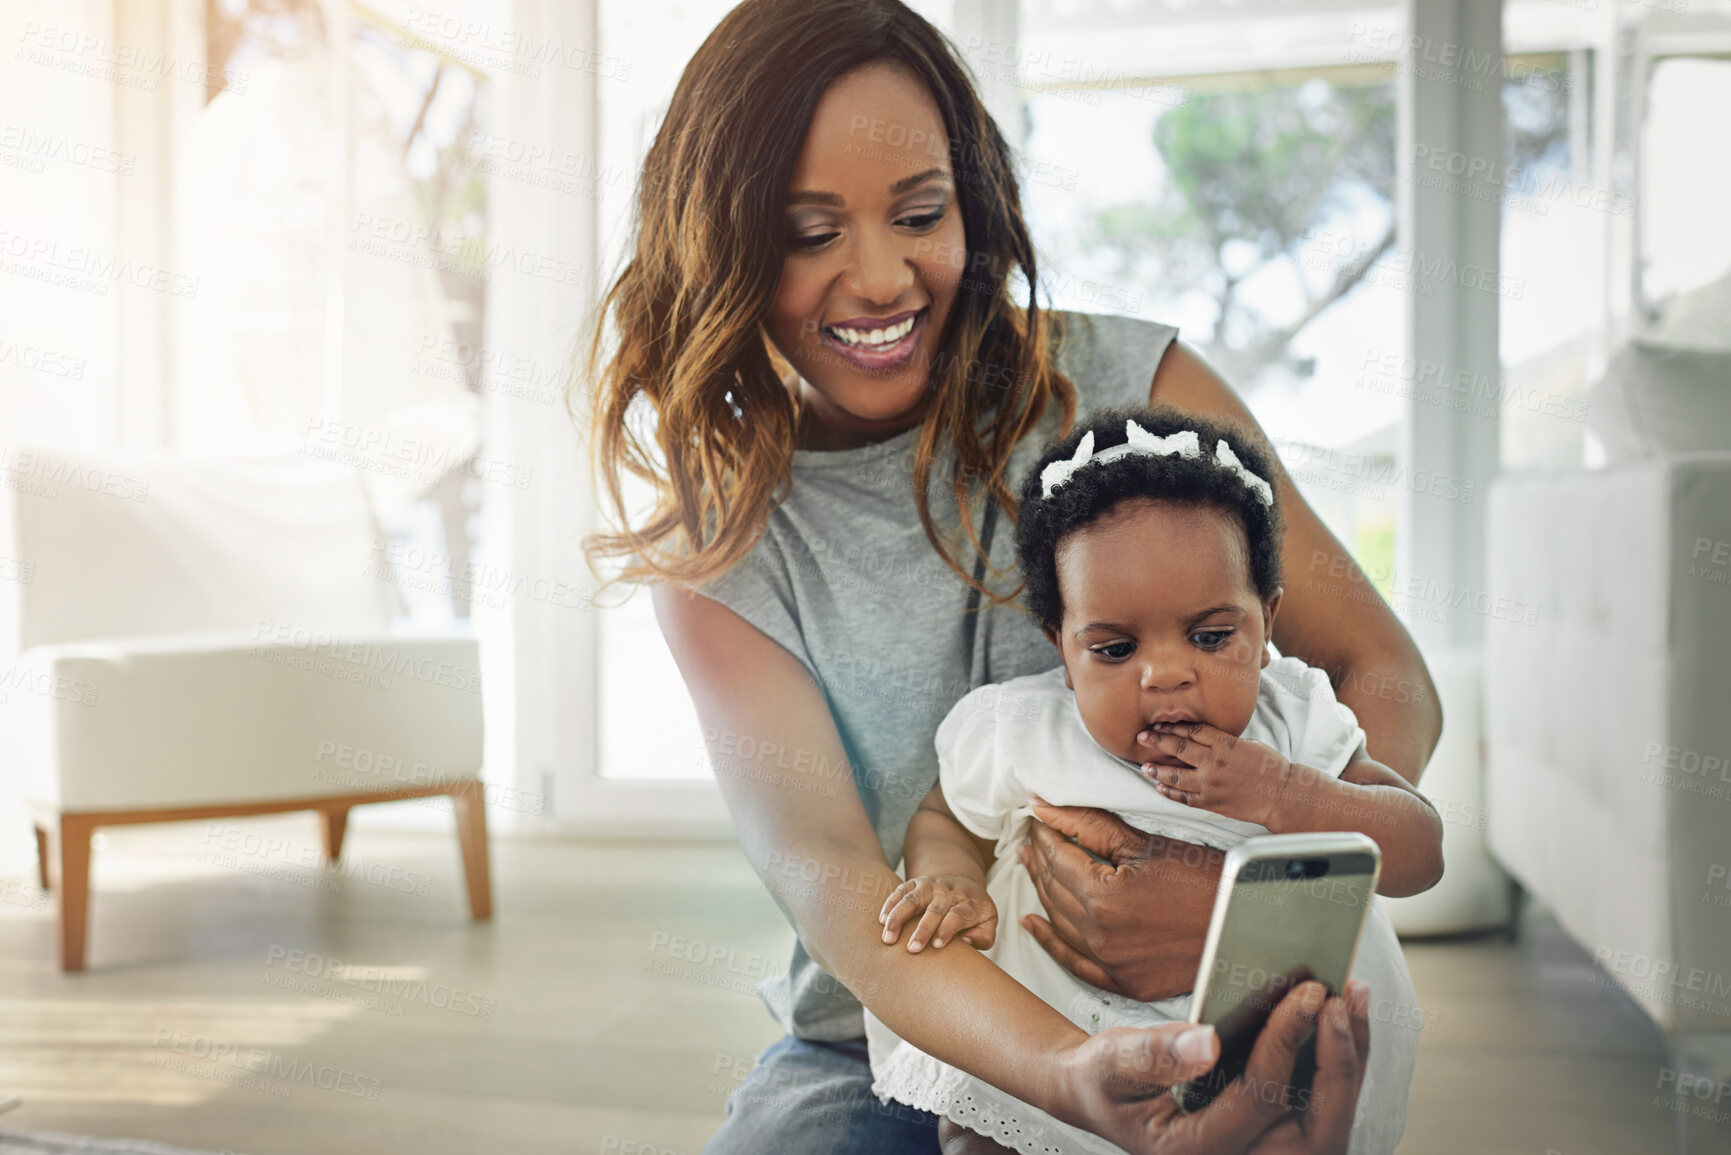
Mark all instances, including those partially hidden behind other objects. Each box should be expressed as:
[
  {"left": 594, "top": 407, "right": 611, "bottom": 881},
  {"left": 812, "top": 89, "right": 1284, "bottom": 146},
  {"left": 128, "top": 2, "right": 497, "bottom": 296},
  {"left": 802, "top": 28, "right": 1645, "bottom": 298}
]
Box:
[
  {"left": 34, "top": 824, "right": 50, "bottom": 892},
  {"left": 47, "top": 816, "right": 95, "bottom": 973},
  {"left": 317, "top": 806, "right": 350, "bottom": 862},
  {"left": 451, "top": 781, "right": 492, "bottom": 921}
]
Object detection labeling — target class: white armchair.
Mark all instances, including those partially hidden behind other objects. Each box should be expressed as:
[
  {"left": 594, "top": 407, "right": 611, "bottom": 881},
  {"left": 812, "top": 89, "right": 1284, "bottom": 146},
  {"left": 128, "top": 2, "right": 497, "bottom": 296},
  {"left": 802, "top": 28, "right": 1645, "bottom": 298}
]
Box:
[
  {"left": 1485, "top": 453, "right": 1731, "bottom": 1153},
  {"left": 0, "top": 446, "right": 491, "bottom": 971}
]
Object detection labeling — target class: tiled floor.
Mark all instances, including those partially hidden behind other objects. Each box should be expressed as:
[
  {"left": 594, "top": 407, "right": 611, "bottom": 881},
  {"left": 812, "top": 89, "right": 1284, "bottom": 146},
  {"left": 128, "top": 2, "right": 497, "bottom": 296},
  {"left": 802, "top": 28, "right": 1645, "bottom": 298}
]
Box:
[{"left": 0, "top": 814, "right": 1704, "bottom": 1154}]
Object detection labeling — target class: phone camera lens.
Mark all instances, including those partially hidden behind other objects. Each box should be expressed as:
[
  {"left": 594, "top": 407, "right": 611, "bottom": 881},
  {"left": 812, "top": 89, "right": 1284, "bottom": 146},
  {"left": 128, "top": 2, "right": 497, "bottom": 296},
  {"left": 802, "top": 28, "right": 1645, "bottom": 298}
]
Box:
[{"left": 1285, "top": 860, "right": 1305, "bottom": 879}]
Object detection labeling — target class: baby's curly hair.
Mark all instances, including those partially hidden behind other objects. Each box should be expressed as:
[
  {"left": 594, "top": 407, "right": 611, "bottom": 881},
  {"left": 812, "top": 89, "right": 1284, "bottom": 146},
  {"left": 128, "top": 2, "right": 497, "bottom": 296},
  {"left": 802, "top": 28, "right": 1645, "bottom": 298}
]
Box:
[{"left": 1013, "top": 403, "right": 1285, "bottom": 634}]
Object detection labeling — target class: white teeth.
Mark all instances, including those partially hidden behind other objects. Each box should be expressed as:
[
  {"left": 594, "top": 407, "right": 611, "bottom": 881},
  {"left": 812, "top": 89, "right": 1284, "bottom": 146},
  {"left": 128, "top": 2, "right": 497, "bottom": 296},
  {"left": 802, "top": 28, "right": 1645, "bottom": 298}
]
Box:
[{"left": 827, "top": 314, "right": 917, "bottom": 348}]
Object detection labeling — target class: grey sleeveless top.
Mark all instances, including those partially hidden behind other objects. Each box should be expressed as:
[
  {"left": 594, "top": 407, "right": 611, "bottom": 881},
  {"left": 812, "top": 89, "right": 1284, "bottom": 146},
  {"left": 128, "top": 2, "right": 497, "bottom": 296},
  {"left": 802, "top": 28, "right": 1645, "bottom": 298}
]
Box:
[{"left": 692, "top": 309, "right": 1180, "bottom": 1041}]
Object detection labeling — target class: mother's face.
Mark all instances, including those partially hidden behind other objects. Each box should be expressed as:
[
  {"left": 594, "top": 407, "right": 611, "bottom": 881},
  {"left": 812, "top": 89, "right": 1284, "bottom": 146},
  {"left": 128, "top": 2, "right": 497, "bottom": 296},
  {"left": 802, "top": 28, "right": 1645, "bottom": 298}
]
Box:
[{"left": 768, "top": 61, "right": 968, "bottom": 442}]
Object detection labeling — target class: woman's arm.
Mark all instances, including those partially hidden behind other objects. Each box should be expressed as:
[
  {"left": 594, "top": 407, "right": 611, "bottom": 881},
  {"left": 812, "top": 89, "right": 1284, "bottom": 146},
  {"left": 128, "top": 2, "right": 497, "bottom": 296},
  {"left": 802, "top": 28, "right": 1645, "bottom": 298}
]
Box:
[
  {"left": 1150, "top": 341, "right": 1443, "bottom": 785},
  {"left": 651, "top": 583, "right": 1143, "bottom": 1129}
]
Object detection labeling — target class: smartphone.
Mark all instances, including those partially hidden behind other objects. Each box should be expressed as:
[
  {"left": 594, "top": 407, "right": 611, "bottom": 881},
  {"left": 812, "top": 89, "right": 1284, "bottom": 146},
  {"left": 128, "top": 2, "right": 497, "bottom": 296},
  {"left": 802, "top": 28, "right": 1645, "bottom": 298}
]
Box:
[{"left": 1171, "top": 832, "right": 1381, "bottom": 1114}]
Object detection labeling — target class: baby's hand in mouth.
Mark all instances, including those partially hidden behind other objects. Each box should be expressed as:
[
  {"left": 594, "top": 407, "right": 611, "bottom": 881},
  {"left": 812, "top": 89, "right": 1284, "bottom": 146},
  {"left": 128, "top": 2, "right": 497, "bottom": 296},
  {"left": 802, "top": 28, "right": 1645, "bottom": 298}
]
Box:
[{"left": 1137, "top": 722, "right": 1196, "bottom": 771}]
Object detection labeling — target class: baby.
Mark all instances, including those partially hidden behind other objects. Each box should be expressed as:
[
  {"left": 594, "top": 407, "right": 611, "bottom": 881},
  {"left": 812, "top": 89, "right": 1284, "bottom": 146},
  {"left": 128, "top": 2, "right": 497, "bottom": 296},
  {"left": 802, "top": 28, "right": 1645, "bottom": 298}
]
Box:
[{"left": 861, "top": 404, "right": 1442, "bottom": 1155}]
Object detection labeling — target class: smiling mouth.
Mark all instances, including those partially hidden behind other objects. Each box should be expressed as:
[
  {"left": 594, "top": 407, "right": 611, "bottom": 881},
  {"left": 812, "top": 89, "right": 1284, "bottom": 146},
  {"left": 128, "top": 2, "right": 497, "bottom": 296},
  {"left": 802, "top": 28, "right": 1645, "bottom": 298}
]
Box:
[{"left": 819, "top": 306, "right": 928, "bottom": 370}]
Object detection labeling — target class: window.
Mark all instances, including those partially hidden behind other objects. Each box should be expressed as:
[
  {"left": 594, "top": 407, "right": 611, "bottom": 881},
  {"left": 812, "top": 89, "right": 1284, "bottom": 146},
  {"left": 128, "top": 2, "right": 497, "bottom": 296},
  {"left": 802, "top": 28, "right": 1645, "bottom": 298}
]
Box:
[
  {"left": 174, "top": 0, "right": 501, "bottom": 629},
  {"left": 1640, "top": 56, "right": 1731, "bottom": 309},
  {"left": 1494, "top": 42, "right": 1594, "bottom": 472},
  {"left": 1496, "top": 6, "right": 1731, "bottom": 471},
  {"left": 593, "top": 0, "right": 743, "bottom": 781},
  {"left": 1018, "top": 0, "right": 1404, "bottom": 597}
]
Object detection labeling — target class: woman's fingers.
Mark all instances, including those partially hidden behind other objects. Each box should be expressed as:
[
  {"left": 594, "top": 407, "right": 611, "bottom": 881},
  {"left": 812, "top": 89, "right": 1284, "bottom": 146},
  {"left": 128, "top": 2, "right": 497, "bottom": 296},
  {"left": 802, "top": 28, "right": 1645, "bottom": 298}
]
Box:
[
  {"left": 1148, "top": 1022, "right": 1221, "bottom": 1086},
  {"left": 1060, "top": 1023, "right": 1217, "bottom": 1104},
  {"left": 1298, "top": 995, "right": 1363, "bottom": 1151},
  {"left": 1027, "top": 801, "right": 1148, "bottom": 867},
  {"left": 1019, "top": 820, "right": 1117, "bottom": 935},
  {"left": 1270, "top": 979, "right": 1370, "bottom": 1152},
  {"left": 1019, "top": 913, "right": 1127, "bottom": 995},
  {"left": 1241, "top": 980, "right": 1328, "bottom": 1115},
  {"left": 1056, "top": 1024, "right": 1233, "bottom": 1155},
  {"left": 1100, "top": 1022, "right": 1221, "bottom": 1095},
  {"left": 1345, "top": 979, "right": 1373, "bottom": 1061},
  {"left": 1180, "top": 981, "right": 1330, "bottom": 1154},
  {"left": 1018, "top": 835, "right": 1095, "bottom": 940},
  {"left": 1017, "top": 863, "right": 1098, "bottom": 964}
]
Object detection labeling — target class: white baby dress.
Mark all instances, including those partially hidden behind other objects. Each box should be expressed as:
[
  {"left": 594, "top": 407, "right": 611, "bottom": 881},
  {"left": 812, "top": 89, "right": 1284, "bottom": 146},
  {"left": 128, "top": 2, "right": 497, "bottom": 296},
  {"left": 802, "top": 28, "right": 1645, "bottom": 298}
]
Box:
[{"left": 862, "top": 656, "right": 1422, "bottom": 1155}]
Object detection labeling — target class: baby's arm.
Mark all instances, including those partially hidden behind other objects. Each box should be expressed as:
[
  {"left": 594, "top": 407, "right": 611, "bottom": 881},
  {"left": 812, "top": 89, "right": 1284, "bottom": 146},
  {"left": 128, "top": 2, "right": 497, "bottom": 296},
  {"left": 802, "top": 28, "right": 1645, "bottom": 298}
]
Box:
[
  {"left": 879, "top": 783, "right": 1001, "bottom": 953},
  {"left": 1140, "top": 722, "right": 1445, "bottom": 897},
  {"left": 1272, "top": 752, "right": 1444, "bottom": 897}
]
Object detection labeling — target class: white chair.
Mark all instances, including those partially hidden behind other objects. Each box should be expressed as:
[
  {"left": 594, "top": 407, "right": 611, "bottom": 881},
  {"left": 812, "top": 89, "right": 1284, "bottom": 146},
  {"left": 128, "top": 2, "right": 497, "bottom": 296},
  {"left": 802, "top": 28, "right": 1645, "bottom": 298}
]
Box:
[
  {"left": 1485, "top": 453, "right": 1731, "bottom": 1154},
  {"left": 0, "top": 446, "right": 491, "bottom": 971}
]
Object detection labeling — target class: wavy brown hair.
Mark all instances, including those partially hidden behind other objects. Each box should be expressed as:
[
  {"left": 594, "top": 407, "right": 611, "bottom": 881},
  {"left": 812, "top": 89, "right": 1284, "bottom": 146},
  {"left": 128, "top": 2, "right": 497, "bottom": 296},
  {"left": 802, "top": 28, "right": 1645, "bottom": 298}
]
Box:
[{"left": 577, "top": 0, "right": 1076, "bottom": 605}]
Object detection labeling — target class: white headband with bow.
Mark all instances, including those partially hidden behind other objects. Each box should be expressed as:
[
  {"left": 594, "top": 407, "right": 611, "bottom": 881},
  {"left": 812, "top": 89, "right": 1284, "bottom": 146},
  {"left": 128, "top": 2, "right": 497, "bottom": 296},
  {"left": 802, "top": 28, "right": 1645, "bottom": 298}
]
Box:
[{"left": 1038, "top": 419, "right": 1275, "bottom": 507}]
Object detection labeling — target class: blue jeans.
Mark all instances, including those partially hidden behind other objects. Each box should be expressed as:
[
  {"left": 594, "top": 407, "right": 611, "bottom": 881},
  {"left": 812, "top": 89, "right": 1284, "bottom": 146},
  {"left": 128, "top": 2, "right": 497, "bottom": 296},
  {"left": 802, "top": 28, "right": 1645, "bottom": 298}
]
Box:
[{"left": 701, "top": 1034, "right": 942, "bottom": 1154}]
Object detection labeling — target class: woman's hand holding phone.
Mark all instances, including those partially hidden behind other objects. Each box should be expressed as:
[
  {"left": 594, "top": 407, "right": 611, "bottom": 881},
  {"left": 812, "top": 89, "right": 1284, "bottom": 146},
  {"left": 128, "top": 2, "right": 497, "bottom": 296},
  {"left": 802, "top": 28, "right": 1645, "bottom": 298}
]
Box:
[
  {"left": 1013, "top": 810, "right": 1380, "bottom": 1154},
  {"left": 1053, "top": 979, "right": 1372, "bottom": 1155},
  {"left": 1238, "top": 981, "right": 1374, "bottom": 1154}
]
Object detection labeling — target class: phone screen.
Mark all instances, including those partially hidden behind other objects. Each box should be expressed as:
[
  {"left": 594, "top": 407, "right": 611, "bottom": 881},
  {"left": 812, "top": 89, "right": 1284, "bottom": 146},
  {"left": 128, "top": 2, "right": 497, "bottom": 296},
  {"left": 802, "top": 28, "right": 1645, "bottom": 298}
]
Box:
[{"left": 1173, "top": 850, "right": 1377, "bottom": 1114}]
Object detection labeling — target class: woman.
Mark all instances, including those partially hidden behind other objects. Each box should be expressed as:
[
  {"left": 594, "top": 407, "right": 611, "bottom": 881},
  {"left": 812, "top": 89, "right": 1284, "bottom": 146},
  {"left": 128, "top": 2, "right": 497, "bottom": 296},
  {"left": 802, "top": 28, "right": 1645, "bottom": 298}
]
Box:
[{"left": 578, "top": 2, "right": 1441, "bottom": 1151}]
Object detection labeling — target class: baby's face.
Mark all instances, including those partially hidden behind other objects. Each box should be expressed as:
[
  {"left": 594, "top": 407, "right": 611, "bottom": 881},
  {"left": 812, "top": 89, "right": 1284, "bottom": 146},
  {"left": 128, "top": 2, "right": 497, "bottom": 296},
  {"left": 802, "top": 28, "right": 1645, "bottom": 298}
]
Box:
[{"left": 1041, "top": 498, "right": 1279, "bottom": 768}]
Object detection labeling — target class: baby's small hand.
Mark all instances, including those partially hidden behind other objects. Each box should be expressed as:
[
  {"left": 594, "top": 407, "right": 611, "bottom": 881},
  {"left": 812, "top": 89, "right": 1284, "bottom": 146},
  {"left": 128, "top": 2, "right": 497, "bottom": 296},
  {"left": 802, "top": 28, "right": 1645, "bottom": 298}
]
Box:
[
  {"left": 878, "top": 874, "right": 997, "bottom": 953},
  {"left": 1138, "top": 721, "right": 1294, "bottom": 826}
]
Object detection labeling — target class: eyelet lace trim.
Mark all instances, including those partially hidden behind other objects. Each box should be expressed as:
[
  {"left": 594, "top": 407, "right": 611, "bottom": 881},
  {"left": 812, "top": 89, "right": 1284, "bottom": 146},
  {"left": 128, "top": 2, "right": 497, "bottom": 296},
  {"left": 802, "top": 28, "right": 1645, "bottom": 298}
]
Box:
[{"left": 870, "top": 1037, "right": 1121, "bottom": 1155}]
